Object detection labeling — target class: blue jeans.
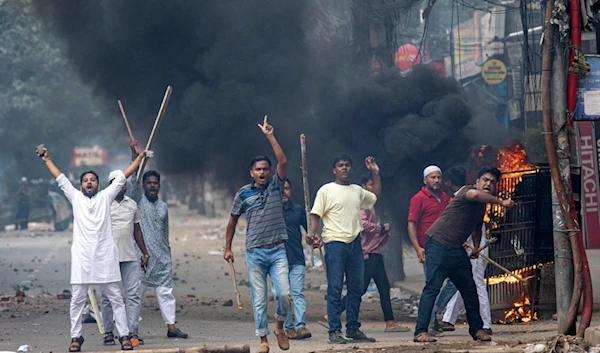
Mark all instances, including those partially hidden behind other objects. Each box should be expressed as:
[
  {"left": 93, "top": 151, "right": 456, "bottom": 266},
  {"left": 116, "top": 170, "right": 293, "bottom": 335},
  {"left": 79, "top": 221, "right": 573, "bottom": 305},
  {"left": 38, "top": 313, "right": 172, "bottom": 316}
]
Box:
[
  {"left": 434, "top": 281, "right": 457, "bottom": 321},
  {"left": 325, "top": 236, "right": 364, "bottom": 334},
  {"left": 415, "top": 237, "right": 483, "bottom": 337},
  {"left": 246, "top": 244, "right": 291, "bottom": 337},
  {"left": 284, "top": 264, "right": 307, "bottom": 331},
  {"left": 425, "top": 259, "right": 458, "bottom": 328}
]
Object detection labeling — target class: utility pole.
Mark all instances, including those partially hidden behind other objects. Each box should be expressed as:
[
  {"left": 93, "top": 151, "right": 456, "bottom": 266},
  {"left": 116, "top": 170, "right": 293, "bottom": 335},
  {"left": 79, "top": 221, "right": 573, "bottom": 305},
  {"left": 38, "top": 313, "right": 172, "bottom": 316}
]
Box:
[{"left": 550, "top": 26, "right": 575, "bottom": 335}]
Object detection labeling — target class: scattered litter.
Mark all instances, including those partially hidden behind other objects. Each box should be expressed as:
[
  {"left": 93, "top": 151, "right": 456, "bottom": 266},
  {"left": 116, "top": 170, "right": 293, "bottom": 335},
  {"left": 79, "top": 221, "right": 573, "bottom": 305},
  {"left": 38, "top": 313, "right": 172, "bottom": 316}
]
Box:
[
  {"left": 523, "top": 344, "right": 546, "bottom": 353},
  {"left": 222, "top": 299, "right": 233, "bottom": 307},
  {"left": 208, "top": 250, "right": 222, "bottom": 255},
  {"left": 57, "top": 289, "right": 71, "bottom": 299},
  {"left": 17, "top": 345, "right": 30, "bottom": 352}
]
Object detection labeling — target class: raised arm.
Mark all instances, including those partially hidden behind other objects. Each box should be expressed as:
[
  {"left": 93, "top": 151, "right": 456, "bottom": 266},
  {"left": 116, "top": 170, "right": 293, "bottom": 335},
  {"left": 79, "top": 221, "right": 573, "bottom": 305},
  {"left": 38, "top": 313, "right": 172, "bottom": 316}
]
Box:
[
  {"left": 123, "top": 152, "right": 147, "bottom": 179},
  {"left": 37, "top": 146, "right": 62, "bottom": 179},
  {"left": 466, "top": 189, "right": 515, "bottom": 208},
  {"left": 258, "top": 115, "right": 287, "bottom": 180},
  {"left": 223, "top": 215, "right": 240, "bottom": 262},
  {"left": 365, "top": 157, "right": 381, "bottom": 198}
]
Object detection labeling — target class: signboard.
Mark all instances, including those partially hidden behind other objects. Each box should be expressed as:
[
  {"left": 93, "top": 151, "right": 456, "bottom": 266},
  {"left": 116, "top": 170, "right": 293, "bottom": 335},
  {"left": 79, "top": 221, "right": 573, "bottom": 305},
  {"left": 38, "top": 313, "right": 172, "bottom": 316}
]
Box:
[
  {"left": 394, "top": 43, "right": 421, "bottom": 72},
  {"left": 452, "top": 12, "right": 483, "bottom": 81},
  {"left": 574, "top": 55, "right": 600, "bottom": 120},
  {"left": 70, "top": 146, "right": 108, "bottom": 167},
  {"left": 577, "top": 121, "right": 600, "bottom": 248},
  {"left": 481, "top": 59, "right": 507, "bottom": 85}
]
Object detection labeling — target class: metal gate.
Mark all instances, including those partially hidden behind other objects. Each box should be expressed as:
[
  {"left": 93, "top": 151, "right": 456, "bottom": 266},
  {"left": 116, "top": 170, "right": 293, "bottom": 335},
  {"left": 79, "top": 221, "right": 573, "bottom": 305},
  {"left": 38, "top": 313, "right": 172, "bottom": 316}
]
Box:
[{"left": 485, "top": 168, "right": 556, "bottom": 320}]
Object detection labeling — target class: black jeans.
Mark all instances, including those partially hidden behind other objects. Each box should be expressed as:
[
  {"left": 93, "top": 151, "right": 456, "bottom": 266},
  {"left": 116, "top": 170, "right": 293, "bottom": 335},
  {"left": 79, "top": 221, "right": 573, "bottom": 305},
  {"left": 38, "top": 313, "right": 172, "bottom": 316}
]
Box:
[
  {"left": 414, "top": 237, "right": 483, "bottom": 337},
  {"left": 340, "top": 253, "right": 394, "bottom": 321}
]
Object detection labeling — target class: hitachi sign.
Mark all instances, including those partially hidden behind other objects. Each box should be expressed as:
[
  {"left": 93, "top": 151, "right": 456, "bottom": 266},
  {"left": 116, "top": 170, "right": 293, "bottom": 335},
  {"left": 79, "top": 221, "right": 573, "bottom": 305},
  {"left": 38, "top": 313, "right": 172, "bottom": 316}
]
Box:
[{"left": 581, "top": 135, "right": 598, "bottom": 212}]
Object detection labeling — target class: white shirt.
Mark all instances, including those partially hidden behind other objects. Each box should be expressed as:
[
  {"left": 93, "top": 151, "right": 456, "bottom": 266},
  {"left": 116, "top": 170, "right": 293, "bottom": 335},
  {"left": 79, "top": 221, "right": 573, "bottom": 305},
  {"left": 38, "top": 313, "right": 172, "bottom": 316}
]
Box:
[
  {"left": 110, "top": 196, "right": 140, "bottom": 262},
  {"left": 57, "top": 172, "right": 126, "bottom": 284}
]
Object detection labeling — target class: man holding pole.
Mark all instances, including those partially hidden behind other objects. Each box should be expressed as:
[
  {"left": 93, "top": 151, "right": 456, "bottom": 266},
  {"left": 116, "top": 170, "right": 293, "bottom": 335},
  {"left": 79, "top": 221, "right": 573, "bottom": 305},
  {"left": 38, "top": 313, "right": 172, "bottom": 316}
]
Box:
[
  {"left": 36, "top": 144, "right": 147, "bottom": 352},
  {"left": 282, "top": 179, "right": 312, "bottom": 340},
  {"left": 413, "top": 166, "right": 513, "bottom": 343},
  {"left": 128, "top": 141, "right": 188, "bottom": 339},
  {"left": 308, "top": 155, "right": 381, "bottom": 344},
  {"left": 101, "top": 171, "right": 150, "bottom": 347},
  {"left": 223, "top": 116, "right": 291, "bottom": 353}
]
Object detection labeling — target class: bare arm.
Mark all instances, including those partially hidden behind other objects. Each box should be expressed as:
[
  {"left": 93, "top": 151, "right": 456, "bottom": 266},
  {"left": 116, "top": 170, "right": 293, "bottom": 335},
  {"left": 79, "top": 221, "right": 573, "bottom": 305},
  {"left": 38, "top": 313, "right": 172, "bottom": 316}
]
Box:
[
  {"left": 123, "top": 152, "right": 146, "bottom": 179},
  {"left": 258, "top": 115, "right": 287, "bottom": 180},
  {"left": 365, "top": 157, "right": 381, "bottom": 197},
  {"left": 223, "top": 215, "right": 240, "bottom": 262},
  {"left": 309, "top": 213, "right": 321, "bottom": 237},
  {"left": 408, "top": 221, "right": 426, "bottom": 263},
  {"left": 37, "top": 148, "right": 61, "bottom": 178},
  {"left": 466, "top": 189, "right": 514, "bottom": 208},
  {"left": 133, "top": 223, "right": 149, "bottom": 257}
]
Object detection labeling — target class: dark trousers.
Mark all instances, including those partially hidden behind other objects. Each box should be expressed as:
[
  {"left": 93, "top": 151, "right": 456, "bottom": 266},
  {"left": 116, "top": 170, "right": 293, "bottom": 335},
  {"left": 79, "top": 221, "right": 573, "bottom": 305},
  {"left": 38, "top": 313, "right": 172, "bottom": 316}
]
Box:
[
  {"left": 414, "top": 237, "right": 483, "bottom": 337},
  {"left": 325, "top": 236, "right": 364, "bottom": 333},
  {"left": 340, "top": 253, "right": 394, "bottom": 321}
]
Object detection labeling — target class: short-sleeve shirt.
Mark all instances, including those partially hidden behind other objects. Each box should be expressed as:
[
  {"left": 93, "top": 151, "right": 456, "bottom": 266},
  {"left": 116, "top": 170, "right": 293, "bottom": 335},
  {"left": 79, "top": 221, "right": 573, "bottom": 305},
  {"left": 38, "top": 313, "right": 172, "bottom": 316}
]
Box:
[
  {"left": 283, "top": 201, "right": 307, "bottom": 267},
  {"left": 407, "top": 187, "right": 449, "bottom": 248},
  {"left": 426, "top": 185, "right": 487, "bottom": 249},
  {"left": 310, "top": 182, "right": 377, "bottom": 244},
  {"left": 231, "top": 175, "right": 288, "bottom": 249},
  {"left": 110, "top": 196, "right": 140, "bottom": 262}
]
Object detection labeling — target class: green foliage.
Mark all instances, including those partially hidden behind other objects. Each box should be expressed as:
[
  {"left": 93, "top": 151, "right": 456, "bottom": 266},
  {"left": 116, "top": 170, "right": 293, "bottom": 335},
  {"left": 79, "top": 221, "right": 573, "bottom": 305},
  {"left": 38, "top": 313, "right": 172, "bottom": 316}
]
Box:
[{"left": 0, "top": 0, "right": 115, "bottom": 197}]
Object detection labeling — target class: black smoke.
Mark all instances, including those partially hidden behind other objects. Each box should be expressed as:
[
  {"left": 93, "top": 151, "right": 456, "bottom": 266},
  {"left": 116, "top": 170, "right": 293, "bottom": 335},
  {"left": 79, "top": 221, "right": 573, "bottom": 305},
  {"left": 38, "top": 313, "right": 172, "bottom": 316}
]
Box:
[{"left": 34, "top": 1, "right": 481, "bottom": 278}]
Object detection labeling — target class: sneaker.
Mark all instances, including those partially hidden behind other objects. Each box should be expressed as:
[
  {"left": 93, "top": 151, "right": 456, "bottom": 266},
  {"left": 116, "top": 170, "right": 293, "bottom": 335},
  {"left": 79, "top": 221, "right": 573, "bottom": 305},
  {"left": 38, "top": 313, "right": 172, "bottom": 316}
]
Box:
[
  {"left": 439, "top": 321, "right": 455, "bottom": 331},
  {"left": 346, "top": 329, "right": 376, "bottom": 342},
  {"left": 328, "top": 332, "right": 348, "bottom": 344},
  {"left": 295, "top": 327, "right": 312, "bottom": 339}
]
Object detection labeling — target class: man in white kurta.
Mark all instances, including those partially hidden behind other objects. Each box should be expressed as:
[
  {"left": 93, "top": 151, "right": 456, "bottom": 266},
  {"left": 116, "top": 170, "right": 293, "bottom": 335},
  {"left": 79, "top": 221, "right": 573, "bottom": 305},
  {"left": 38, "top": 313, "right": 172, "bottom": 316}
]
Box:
[
  {"left": 442, "top": 223, "right": 492, "bottom": 332},
  {"left": 37, "top": 144, "right": 146, "bottom": 351}
]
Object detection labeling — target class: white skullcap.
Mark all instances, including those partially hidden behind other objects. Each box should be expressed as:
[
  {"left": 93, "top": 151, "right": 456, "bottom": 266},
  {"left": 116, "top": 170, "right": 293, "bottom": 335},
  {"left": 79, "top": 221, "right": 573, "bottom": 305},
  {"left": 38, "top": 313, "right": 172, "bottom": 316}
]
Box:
[
  {"left": 20, "top": 177, "right": 27, "bottom": 182},
  {"left": 108, "top": 170, "right": 122, "bottom": 183},
  {"left": 423, "top": 165, "right": 442, "bottom": 178}
]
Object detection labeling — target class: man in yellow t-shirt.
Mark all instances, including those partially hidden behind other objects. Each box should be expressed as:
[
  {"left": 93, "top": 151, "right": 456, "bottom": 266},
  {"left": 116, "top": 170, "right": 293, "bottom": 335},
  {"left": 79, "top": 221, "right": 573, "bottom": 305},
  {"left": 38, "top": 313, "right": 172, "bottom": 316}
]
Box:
[{"left": 308, "top": 155, "right": 381, "bottom": 344}]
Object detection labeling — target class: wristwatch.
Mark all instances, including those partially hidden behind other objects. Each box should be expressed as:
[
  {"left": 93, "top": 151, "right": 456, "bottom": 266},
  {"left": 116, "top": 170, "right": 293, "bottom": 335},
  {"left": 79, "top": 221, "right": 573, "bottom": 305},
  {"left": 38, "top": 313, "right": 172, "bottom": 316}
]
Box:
[{"left": 142, "top": 254, "right": 150, "bottom": 259}]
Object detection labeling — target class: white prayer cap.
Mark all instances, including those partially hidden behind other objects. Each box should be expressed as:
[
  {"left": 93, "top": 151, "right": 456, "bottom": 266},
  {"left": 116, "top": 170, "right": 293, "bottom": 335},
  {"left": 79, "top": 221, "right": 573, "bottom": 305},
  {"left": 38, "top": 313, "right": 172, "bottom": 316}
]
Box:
[
  {"left": 108, "top": 170, "right": 122, "bottom": 183},
  {"left": 20, "top": 177, "right": 27, "bottom": 183},
  {"left": 423, "top": 165, "right": 442, "bottom": 178}
]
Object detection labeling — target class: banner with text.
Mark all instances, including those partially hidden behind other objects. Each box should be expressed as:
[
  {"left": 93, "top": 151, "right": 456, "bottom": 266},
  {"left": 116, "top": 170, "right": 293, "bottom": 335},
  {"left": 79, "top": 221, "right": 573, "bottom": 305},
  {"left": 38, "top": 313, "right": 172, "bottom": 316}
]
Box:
[{"left": 577, "top": 121, "right": 600, "bottom": 248}]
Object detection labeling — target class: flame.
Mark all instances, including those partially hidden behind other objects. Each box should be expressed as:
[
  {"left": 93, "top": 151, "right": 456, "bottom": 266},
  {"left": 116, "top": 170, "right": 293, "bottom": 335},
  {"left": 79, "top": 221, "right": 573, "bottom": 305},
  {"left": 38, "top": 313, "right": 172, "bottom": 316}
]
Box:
[
  {"left": 486, "top": 262, "right": 553, "bottom": 324},
  {"left": 475, "top": 141, "right": 537, "bottom": 231}
]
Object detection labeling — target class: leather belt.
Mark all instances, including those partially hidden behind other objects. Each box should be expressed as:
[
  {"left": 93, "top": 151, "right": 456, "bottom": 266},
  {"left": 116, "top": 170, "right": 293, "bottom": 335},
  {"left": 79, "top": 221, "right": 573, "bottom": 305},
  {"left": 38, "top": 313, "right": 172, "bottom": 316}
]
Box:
[{"left": 259, "top": 240, "right": 285, "bottom": 249}]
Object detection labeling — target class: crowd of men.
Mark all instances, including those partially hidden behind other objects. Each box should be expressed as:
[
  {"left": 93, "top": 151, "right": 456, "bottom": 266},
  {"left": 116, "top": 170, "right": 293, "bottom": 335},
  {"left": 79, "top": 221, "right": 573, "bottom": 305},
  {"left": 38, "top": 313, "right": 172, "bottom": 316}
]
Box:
[{"left": 36, "top": 116, "right": 515, "bottom": 352}]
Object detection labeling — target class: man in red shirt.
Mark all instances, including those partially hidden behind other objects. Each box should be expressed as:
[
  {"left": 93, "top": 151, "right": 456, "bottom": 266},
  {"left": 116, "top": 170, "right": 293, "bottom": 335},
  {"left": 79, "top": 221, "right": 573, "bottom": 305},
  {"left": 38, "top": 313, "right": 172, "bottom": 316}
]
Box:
[{"left": 407, "top": 165, "right": 449, "bottom": 335}]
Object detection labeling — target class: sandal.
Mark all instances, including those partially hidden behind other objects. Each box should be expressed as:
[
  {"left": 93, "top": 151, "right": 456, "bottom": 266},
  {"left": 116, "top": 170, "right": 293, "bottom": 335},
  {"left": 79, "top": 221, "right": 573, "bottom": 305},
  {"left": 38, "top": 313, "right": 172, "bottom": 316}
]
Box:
[
  {"left": 385, "top": 323, "right": 411, "bottom": 332},
  {"left": 103, "top": 332, "right": 115, "bottom": 346},
  {"left": 413, "top": 332, "right": 437, "bottom": 343},
  {"left": 69, "top": 336, "right": 84, "bottom": 352},
  {"left": 119, "top": 336, "right": 134, "bottom": 351},
  {"left": 130, "top": 334, "right": 144, "bottom": 346}
]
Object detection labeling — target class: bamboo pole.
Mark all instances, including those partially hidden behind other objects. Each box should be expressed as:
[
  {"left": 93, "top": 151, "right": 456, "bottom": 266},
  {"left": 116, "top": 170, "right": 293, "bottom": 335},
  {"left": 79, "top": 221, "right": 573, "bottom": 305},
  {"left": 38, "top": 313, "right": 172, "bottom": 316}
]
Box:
[
  {"left": 87, "top": 287, "right": 105, "bottom": 334},
  {"left": 300, "top": 134, "right": 325, "bottom": 272},
  {"left": 136, "top": 86, "right": 173, "bottom": 182},
  {"left": 117, "top": 100, "right": 135, "bottom": 141}
]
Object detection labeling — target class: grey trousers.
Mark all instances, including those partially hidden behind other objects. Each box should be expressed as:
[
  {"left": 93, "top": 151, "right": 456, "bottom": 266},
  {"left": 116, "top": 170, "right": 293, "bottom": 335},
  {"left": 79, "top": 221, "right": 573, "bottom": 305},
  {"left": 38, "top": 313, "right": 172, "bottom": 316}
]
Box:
[{"left": 100, "top": 261, "right": 141, "bottom": 335}]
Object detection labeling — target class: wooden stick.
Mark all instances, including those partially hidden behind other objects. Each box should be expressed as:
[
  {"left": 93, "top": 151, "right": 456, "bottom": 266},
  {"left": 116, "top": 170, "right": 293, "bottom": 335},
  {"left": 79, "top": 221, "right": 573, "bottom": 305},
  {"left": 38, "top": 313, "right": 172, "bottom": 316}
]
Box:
[
  {"left": 227, "top": 259, "right": 242, "bottom": 310},
  {"left": 300, "top": 134, "right": 326, "bottom": 272},
  {"left": 464, "top": 241, "right": 528, "bottom": 282},
  {"left": 117, "top": 100, "right": 135, "bottom": 141},
  {"left": 87, "top": 287, "right": 105, "bottom": 334},
  {"left": 136, "top": 85, "right": 173, "bottom": 182}
]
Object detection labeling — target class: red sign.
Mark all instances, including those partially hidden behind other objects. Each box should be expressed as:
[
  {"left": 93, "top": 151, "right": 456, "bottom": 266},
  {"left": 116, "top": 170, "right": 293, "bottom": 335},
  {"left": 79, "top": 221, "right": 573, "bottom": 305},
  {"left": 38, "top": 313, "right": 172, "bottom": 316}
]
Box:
[
  {"left": 70, "top": 146, "right": 108, "bottom": 167},
  {"left": 394, "top": 44, "right": 422, "bottom": 72},
  {"left": 577, "top": 121, "right": 600, "bottom": 248}
]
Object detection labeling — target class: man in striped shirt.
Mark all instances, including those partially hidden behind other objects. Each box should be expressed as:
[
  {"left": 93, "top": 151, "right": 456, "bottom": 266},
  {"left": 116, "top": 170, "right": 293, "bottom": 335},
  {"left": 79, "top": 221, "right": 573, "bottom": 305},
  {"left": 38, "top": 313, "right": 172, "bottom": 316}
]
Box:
[{"left": 223, "top": 116, "right": 291, "bottom": 353}]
